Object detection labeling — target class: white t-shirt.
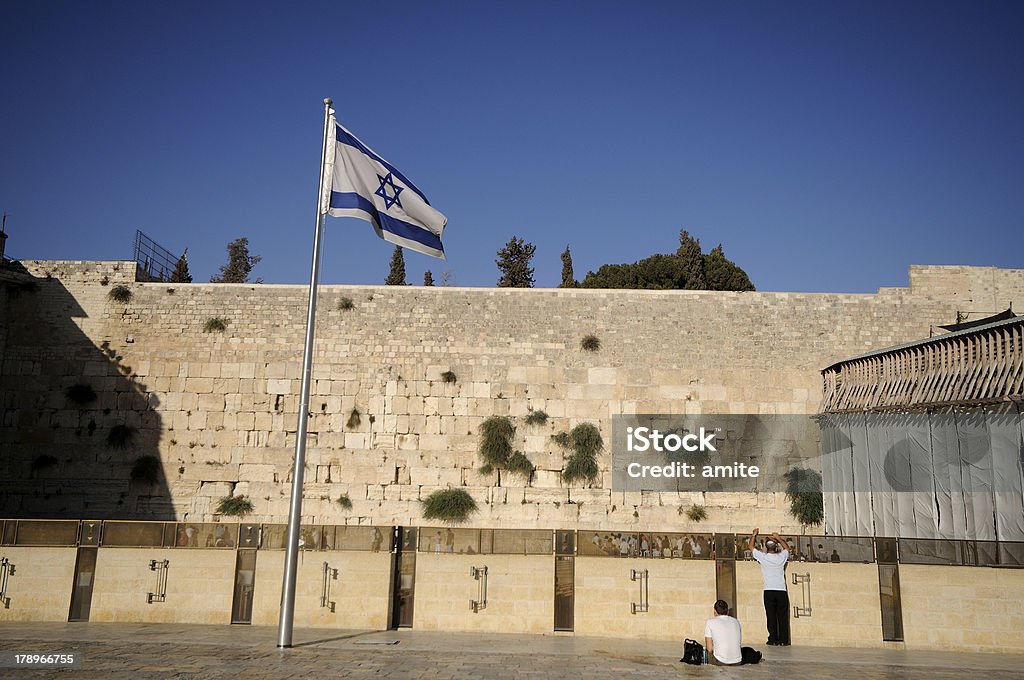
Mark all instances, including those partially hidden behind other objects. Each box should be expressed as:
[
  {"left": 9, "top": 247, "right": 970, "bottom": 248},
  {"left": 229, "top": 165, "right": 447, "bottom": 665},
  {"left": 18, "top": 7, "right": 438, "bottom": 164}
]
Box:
[
  {"left": 704, "top": 615, "right": 742, "bottom": 664},
  {"left": 752, "top": 548, "right": 789, "bottom": 591}
]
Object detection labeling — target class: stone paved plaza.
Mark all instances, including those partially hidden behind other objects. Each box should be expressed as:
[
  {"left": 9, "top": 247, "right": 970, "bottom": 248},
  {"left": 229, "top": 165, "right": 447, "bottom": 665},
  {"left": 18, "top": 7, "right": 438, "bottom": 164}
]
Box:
[{"left": 2, "top": 623, "right": 1023, "bottom": 679}]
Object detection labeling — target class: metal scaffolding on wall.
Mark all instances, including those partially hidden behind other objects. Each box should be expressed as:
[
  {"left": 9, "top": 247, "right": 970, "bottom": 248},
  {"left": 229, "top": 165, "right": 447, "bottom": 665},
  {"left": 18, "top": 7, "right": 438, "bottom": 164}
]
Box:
[{"left": 132, "top": 230, "right": 178, "bottom": 283}]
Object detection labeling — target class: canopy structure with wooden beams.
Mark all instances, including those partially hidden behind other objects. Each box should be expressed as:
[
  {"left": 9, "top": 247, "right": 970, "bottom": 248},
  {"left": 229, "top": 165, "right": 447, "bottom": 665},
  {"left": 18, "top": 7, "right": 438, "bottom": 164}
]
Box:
[{"left": 820, "top": 314, "right": 1024, "bottom": 414}]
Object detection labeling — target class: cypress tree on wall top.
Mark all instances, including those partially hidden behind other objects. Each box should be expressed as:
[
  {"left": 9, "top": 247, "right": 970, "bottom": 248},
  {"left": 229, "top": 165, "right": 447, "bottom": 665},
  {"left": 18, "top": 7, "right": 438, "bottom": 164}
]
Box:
[
  {"left": 385, "top": 245, "right": 407, "bottom": 285},
  {"left": 424, "top": 270, "right": 434, "bottom": 286},
  {"left": 704, "top": 244, "right": 755, "bottom": 291},
  {"left": 170, "top": 250, "right": 193, "bottom": 283},
  {"left": 560, "top": 245, "right": 577, "bottom": 288},
  {"left": 211, "top": 238, "right": 262, "bottom": 283},
  {"left": 676, "top": 230, "right": 707, "bottom": 290},
  {"left": 496, "top": 236, "right": 536, "bottom": 288}
]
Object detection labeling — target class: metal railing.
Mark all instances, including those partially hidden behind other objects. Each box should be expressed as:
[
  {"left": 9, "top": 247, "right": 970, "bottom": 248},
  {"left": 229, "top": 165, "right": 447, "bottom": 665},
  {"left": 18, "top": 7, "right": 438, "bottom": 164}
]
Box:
[
  {"left": 132, "top": 230, "right": 178, "bottom": 282},
  {"left": 0, "top": 519, "right": 1021, "bottom": 568}
]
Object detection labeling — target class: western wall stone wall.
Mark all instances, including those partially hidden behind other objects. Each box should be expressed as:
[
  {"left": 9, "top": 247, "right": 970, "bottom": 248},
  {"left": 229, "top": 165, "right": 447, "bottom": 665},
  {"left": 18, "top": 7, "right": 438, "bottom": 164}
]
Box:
[{"left": 2, "top": 260, "right": 1022, "bottom": 533}]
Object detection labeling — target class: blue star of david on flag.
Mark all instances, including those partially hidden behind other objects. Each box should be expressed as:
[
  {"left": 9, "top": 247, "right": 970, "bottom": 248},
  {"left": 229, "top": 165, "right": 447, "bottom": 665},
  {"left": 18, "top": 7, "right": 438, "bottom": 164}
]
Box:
[
  {"left": 323, "top": 117, "right": 447, "bottom": 259},
  {"left": 374, "top": 172, "right": 404, "bottom": 210}
]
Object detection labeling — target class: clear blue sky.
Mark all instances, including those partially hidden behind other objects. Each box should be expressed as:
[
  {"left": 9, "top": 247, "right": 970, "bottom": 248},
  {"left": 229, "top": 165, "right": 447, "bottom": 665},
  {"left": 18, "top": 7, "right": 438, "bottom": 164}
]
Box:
[{"left": 2, "top": 1, "right": 1022, "bottom": 292}]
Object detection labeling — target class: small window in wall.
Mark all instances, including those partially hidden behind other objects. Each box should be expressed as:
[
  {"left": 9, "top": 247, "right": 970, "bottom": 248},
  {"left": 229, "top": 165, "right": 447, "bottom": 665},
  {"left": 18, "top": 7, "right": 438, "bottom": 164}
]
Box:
[
  {"left": 795, "top": 536, "right": 874, "bottom": 564},
  {"left": 577, "top": 531, "right": 713, "bottom": 559},
  {"left": 998, "top": 542, "right": 1024, "bottom": 567},
  {"left": 554, "top": 555, "right": 574, "bottom": 632},
  {"left": 324, "top": 526, "right": 389, "bottom": 551},
  {"left": 101, "top": 521, "right": 167, "bottom": 547},
  {"left": 715, "top": 559, "right": 737, "bottom": 616},
  {"left": 171, "top": 523, "right": 235, "bottom": 548},
  {"left": 878, "top": 564, "right": 904, "bottom": 642},
  {"left": 0, "top": 520, "right": 13, "bottom": 545},
  {"left": 14, "top": 520, "right": 79, "bottom": 546},
  {"left": 875, "top": 538, "right": 898, "bottom": 565},
  {"left": 897, "top": 538, "right": 961, "bottom": 565},
  {"left": 417, "top": 528, "right": 553, "bottom": 555},
  {"left": 493, "top": 529, "right": 553, "bottom": 555}
]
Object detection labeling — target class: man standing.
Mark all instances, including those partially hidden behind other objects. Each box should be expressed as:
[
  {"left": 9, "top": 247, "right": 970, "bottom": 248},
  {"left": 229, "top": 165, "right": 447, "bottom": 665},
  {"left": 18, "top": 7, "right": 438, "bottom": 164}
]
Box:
[
  {"left": 749, "top": 527, "right": 791, "bottom": 646},
  {"left": 704, "top": 599, "right": 743, "bottom": 665}
]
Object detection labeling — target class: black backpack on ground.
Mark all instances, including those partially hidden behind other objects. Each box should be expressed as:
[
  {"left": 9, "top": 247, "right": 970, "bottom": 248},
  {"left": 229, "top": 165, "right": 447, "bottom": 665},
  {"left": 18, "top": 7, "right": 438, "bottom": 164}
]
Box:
[
  {"left": 741, "top": 646, "right": 762, "bottom": 664},
  {"left": 680, "top": 638, "right": 704, "bottom": 665}
]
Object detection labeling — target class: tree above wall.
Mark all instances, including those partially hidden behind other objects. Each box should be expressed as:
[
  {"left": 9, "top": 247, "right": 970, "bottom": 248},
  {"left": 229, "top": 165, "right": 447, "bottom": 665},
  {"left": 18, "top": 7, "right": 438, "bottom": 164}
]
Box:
[
  {"left": 581, "top": 230, "right": 754, "bottom": 291},
  {"left": 211, "top": 238, "right": 262, "bottom": 283},
  {"left": 496, "top": 236, "right": 536, "bottom": 288}
]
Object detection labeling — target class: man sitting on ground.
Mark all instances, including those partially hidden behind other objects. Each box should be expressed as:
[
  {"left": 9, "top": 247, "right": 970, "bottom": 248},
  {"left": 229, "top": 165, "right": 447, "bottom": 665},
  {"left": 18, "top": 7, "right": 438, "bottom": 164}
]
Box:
[{"left": 704, "top": 599, "right": 743, "bottom": 666}]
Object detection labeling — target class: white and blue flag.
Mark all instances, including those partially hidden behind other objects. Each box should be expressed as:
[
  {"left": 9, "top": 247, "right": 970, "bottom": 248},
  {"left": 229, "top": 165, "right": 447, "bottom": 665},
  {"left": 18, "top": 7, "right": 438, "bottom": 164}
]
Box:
[{"left": 321, "top": 114, "right": 447, "bottom": 259}]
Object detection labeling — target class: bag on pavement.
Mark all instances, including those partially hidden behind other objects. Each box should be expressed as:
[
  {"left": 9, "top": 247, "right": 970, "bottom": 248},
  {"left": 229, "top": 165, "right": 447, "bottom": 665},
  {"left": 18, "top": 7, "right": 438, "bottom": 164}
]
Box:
[{"left": 681, "top": 638, "right": 704, "bottom": 665}]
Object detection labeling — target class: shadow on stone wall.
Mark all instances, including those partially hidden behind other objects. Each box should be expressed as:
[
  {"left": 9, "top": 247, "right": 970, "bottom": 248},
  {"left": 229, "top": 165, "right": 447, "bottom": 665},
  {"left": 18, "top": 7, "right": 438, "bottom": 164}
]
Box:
[{"left": 0, "top": 262, "right": 172, "bottom": 519}]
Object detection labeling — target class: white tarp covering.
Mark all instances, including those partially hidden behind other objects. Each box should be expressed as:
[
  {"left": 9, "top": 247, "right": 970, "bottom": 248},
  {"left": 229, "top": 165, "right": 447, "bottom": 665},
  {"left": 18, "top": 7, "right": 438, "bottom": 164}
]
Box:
[
  {"left": 930, "top": 411, "right": 967, "bottom": 540},
  {"left": 849, "top": 413, "right": 875, "bottom": 536},
  {"left": 957, "top": 411, "right": 996, "bottom": 541},
  {"left": 906, "top": 414, "right": 936, "bottom": 538},
  {"left": 821, "top": 405, "right": 1024, "bottom": 541},
  {"left": 989, "top": 404, "right": 1024, "bottom": 542},
  {"left": 820, "top": 416, "right": 841, "bottom": 536}
]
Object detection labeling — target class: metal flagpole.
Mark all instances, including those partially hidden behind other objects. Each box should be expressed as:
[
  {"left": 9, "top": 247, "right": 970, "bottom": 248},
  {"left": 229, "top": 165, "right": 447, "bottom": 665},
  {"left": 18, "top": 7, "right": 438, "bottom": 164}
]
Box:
[{"left": 277, "top": 97, "right": 333, "bottom": 648}]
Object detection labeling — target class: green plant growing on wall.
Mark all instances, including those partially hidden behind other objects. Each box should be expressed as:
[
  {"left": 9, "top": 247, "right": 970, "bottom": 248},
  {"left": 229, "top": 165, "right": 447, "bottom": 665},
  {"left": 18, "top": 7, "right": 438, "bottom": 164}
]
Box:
[
  {"left": 580, "top": 334, "right": 600, "bottom": 352},
  {"left": 555, "top": 422, "right": 603, "bottom": 485},
  {"left": 524, "top": 409, "right": 549, "bottom": 426},
  {"left": 65, "top": 383, "right": 97, "bottom": 405},
  {"left": 421, "top": 488, "right": 477, "bottom": 522},
  {"left": 550, "top": 431, "right": 571, "bottom": 448},
  {"left": 440, "top": 370, "right": 457, "bottom": 383},
  {"left": 107, "top": 424, "right": 136, "bottom": 449},
  {"left": 338, "top": 296, "right": 354, "bottom": 310},
  {"left": 478, "top": 416, "right": 514, "bottom": 474},
  {"left": 474, "top": 415, "right": 535, "bottom": 480},
  {"left": 216, "top": 495, "right": 255, "bottom": 517},
  {"left": 505, "top": 451, "right": 535, "bottom": 478},
  {"left": 131, "top": 455, "right": 161, "bottom": 486},
  {"left": 336, "top": 493, "right": 353, "bottom": 510},
  {"left": 203, "top": 317, "right": 228, "bottom": 333},
  {"left": 784, "top": 468, "right": 823, "bottom": 526},
  {"left": 685, "top": 505, "right": 708, "bottom": 522},
  {"left": 108, "top": 285, "right": 132, "bottom": 303}
]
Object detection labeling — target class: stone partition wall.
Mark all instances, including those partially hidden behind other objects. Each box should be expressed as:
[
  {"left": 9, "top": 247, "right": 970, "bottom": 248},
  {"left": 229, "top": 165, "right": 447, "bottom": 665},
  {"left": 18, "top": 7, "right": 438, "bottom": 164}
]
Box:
[
  {"left": 413, "top": 553, "right": 553, "bottom": 633},
  {"left": 736, "top": 560, "right": 884, "bottom": 649},
  {"left": 2, "top": 261, "right": 1023, "bottom": 533},
  {"left": 574, "top": 557, "right": 716, "bottom": 638},
  {"left": 900, "top": 564, "right": 1024, "bottom": 653},
  {"left": 0, "top": 547, "right": 76, "bottom": 622},
  {"left": 89, "top": 547, "right": 236, "bottom": 624},
  {"left": 249, "top": 550, "right": 392, "bottom": 629}
]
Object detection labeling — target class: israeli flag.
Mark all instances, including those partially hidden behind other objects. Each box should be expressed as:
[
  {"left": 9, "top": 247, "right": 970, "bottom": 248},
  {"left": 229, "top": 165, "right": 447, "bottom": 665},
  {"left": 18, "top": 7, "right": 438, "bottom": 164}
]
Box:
[{"left": 321, "top": 114, "right": 447, "bottom": 259}]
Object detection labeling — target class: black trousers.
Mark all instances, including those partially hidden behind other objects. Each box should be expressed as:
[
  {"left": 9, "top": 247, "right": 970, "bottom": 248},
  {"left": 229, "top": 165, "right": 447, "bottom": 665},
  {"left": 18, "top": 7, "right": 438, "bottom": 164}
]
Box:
[{"left": 763, "top": 590, "right": 791, "bottom": 644}]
